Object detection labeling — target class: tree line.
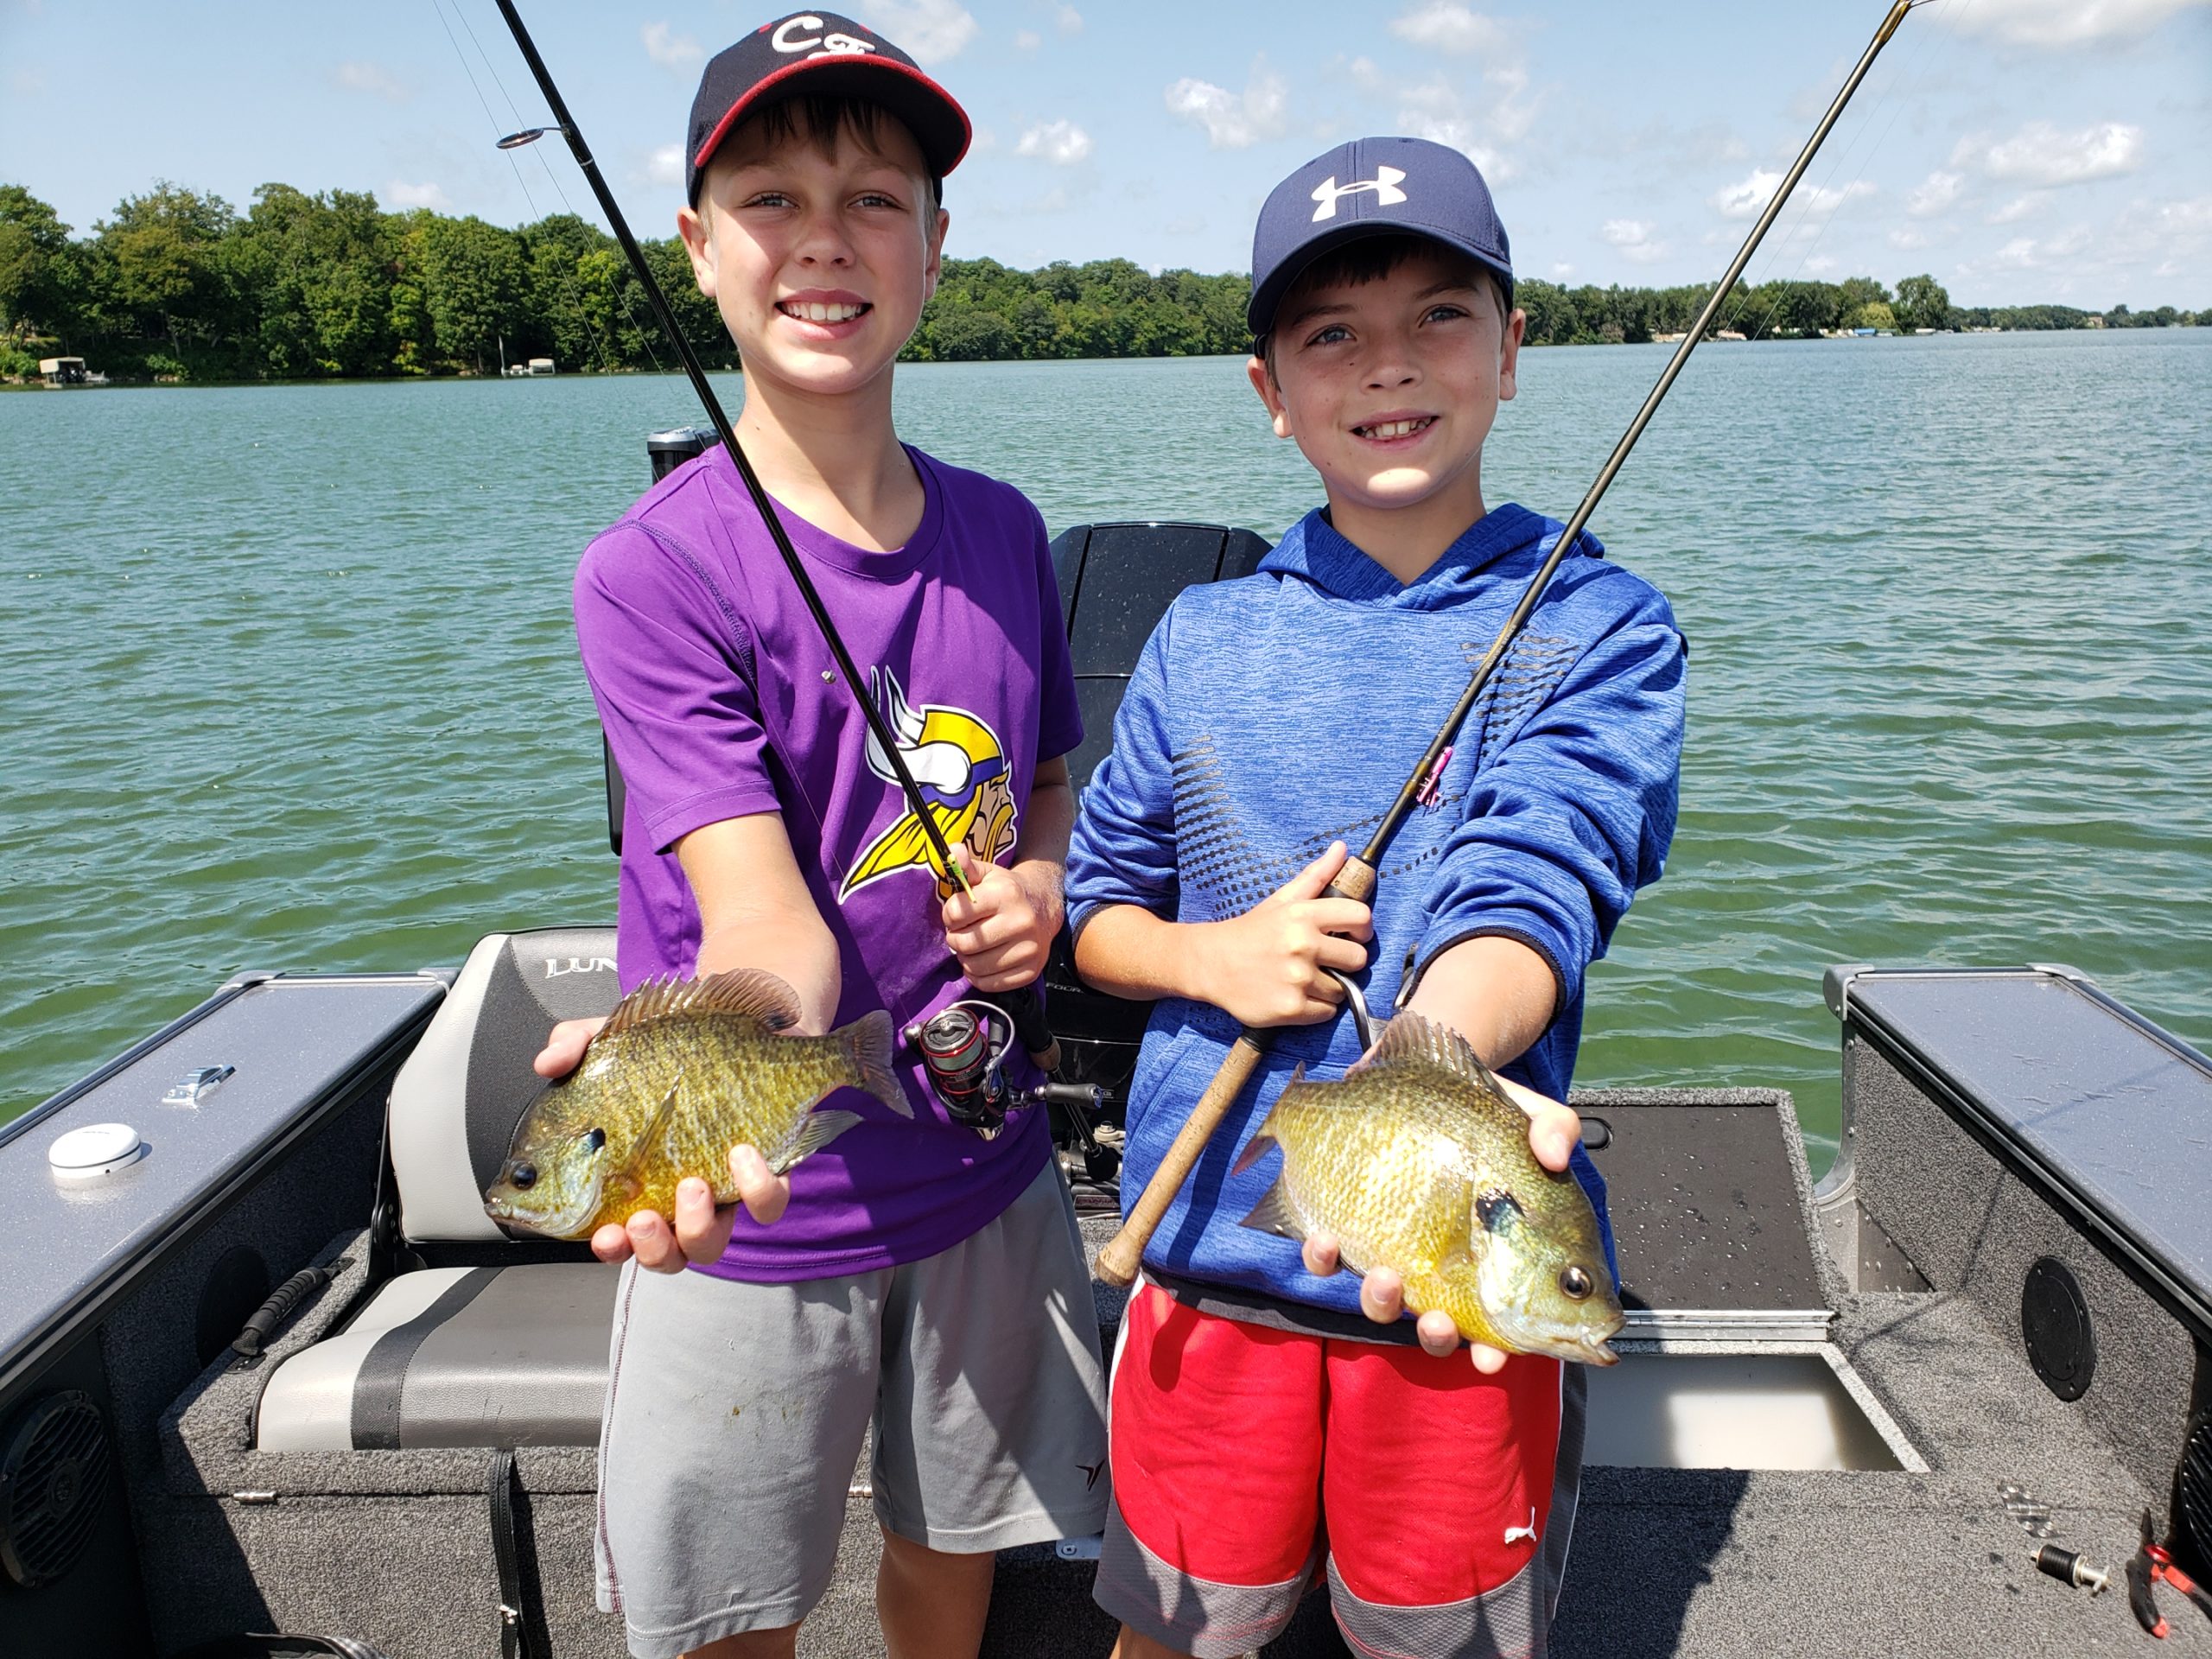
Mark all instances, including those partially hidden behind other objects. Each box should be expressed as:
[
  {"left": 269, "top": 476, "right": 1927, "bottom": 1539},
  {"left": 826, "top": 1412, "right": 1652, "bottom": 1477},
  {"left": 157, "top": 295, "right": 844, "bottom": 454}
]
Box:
[{"left": 2, "top": 181, "right": 2199, "bottom": 384}]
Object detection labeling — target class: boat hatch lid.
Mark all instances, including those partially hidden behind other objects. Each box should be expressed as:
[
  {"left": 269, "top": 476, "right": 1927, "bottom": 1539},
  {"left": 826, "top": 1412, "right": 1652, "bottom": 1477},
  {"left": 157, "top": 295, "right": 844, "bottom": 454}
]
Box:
[
  {"left": 0, "top": 973, "right": 445, "bottom": 1398},
  {"left": 1829, "top": 964, "right": 2212, "bottom": 1337}
]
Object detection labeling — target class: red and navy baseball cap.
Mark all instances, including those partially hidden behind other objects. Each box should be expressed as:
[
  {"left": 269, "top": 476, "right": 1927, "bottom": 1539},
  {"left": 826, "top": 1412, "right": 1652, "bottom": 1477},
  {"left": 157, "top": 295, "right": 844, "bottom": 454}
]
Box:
[
  {"left": 686, "top": 11, "right": 972, "bottom": 206},
  {"left": 1249, "top": 137, "right": 1514, "bottom": 337}
]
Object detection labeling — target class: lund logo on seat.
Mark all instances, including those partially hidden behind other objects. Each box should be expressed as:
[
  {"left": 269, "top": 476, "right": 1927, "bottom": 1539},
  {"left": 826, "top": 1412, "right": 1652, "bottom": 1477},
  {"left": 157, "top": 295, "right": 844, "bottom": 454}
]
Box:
[{"left": 546, "top": 957, "right": 617, "bottom": 978}]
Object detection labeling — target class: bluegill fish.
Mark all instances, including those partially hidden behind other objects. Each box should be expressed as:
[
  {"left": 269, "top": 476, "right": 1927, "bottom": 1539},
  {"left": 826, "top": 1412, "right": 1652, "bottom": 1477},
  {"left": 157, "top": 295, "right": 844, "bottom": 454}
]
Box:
[
  {"left": 483, "top": 969, "right": 907, "bottom": 1239},
  {"left": 1233, "top": 1009, "right": 1624, "bottom": 1364}
]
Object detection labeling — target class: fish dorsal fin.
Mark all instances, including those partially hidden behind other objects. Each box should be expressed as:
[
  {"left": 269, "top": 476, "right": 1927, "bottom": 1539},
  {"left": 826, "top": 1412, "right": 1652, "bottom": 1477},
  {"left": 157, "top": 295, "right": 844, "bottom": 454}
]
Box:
[
  {"left": 600, "top": 969, "right": 804, "bottom": 1039},
  {"left": 1351, "top": 1009, "right": 1504, "bottom": 1091}
]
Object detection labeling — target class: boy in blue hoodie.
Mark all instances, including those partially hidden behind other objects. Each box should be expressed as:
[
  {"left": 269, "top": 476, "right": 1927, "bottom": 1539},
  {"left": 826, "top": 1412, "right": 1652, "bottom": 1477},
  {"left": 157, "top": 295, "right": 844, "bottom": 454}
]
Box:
[{"left": 1063, "top": 137, "right": 1685, "bottom": 1659}]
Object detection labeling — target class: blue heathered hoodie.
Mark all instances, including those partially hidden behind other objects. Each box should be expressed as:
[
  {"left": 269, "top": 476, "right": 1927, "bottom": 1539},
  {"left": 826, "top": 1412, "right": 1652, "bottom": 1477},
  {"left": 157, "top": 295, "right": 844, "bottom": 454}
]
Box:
[{"left": 1064, "top": 501, "right": 1685, "bottom": 1325}]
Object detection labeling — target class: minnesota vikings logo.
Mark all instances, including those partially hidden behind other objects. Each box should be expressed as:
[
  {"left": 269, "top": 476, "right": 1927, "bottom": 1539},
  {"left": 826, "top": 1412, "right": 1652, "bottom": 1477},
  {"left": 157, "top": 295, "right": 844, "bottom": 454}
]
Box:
[{"left": 839, "top": 667, "right": 1018, "bottom": 902}]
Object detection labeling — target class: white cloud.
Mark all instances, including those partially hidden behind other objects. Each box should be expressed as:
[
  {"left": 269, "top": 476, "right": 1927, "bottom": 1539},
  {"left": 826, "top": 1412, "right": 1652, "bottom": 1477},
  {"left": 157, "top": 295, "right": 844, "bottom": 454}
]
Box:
[
  {"left": 1016, "top": 118, "right": 1092, "bottom": 164},
  {"left": 648, "top": 144, "right": 684, "bottom": 187},
  {"left": 1956, "top": 120, "right": 2145, "bottom": 188},
  {"left": 336, "top": 60, "right": 408, "bottom": 102},
  {"left": 1054, "top": 3, "right": 1083, "bottom": 34},
  {"left": 1709, "top": 168, "right": 1875, "bottom": 223},
  {"left": 1932, "top": 0, "right": 2210, "bottom": 47},
  {"left": 1014, "top": 28, "right": 1041, "bottom": 50},
  {"left": 1907, "top": 170, "right": 1965, "bottom": 218},
  {"left": 385, "top": 181, "right": 452, "bottom": 211},
  {"left": 1888, "top": 227, "right": 1929, "bottom": 250},
  {"left": 860, "top": 0, "right": 978, "bottom": 64},
  {"left": 1550, "top": 261, "right": 1574, "bottom": 278},
  {"left": 1802, "top": 254, "right": 1839, "bottom": 276},
  {"left": 641, "top": 22, "right": 701, "bottom": 68},
  {"left": 1601, "top": 219, "right": 1669, "bottom": 264},
  {"left": 1986, "top": 192, "right": 2049, "bottom": 225},
  {"left": 1164, "top": 58, "right": 1289, "bottom": 149},
  {"left": 1389, "top": 1, "right": 1512, "bottom": 54}
]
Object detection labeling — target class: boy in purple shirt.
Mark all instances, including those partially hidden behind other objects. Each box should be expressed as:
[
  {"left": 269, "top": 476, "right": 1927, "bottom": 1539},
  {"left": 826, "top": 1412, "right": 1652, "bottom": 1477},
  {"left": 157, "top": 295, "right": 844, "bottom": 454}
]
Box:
[{"left": 531, "top": 15, "right": 1109, "bottom": 1656}]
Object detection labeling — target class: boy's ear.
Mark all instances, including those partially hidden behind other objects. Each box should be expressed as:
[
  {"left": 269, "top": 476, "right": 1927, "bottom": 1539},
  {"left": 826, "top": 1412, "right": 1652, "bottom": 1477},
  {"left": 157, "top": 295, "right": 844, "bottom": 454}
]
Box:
[
  {"left": 677, "top": 204, "right": 716, "bottom": 299},
  {"left": 1497, "top": 305, "right": 1527, "bottom": 404},
  {"left": 921, "top": 205, "right": 950, "bottom": 304},
  {"left": 1246, "top": 353, "right": 1294, "bottom": 440}
]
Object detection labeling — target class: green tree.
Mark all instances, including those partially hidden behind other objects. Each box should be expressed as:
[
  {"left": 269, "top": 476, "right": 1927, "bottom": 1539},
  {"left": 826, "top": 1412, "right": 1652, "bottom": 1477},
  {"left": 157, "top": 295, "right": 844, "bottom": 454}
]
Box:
[
  {"left": 231, "top": 185, "right": 395, "bottom": 377},
  {"left": 0, "top": 185, "right": 74, "bottom": 340},
  {"left": 1893, "top": 273, "right": 1950, "bottom": 333},
  {"left": 96, "top": 182, "right": 238, "bottom": 358},
  {"left": 415, "top": 213, "right": 525, "bottom": 373}
]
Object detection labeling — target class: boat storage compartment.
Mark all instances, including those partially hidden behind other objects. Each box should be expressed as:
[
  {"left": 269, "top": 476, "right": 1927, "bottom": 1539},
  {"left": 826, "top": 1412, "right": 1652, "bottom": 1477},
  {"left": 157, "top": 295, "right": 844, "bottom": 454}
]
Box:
[
  {"left": 1829, "top": 963, "right": 2212, "bottom": 1544},
  {"left": 1567, "top": 1085, "right": 1919, "bottom": 1472}
]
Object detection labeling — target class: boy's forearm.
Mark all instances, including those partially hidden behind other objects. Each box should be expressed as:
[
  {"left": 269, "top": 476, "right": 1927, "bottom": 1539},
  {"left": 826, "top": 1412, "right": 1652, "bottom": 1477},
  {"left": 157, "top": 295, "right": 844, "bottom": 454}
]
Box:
[
  {"left": 1010, "top": 761, "right": 1075, "bottom": 923},
  {"left": 1072, "top": 903, "right": 1207, "bottom": 1003},
  {"left": 1404, "top": 934, "right": 1558, "bottom": 1070}
]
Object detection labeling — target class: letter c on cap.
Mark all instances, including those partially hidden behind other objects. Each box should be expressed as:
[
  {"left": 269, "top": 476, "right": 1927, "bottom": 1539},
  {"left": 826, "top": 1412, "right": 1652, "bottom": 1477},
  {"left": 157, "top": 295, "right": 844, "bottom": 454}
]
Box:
[{"left": 772, "top": 15, "right": 826, "bottom": 53}]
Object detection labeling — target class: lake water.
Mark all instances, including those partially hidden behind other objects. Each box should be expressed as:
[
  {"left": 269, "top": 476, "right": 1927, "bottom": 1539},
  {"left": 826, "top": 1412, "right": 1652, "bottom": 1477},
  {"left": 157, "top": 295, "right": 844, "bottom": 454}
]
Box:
[{"left": 4, "top": 330, "right": 2208, "bottom": 1162}]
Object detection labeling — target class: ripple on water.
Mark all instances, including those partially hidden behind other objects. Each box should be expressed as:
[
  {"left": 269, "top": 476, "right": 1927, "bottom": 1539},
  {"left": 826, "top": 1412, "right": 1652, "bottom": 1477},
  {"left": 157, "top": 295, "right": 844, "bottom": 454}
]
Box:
[{"left": 3, "top": 334, "right": 2209, "bottom": 1167}]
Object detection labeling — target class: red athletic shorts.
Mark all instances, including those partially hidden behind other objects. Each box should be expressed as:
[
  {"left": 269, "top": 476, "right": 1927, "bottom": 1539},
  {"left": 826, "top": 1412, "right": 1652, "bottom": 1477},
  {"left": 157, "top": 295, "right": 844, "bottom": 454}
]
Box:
[{"left": 1093, "top": 1284, "right": 1585, "bottom": 1659}]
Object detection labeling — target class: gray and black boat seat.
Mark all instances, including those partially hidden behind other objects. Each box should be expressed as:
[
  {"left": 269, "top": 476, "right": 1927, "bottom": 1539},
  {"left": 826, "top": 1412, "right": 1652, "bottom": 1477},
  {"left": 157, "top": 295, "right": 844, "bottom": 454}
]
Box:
[{"left": 254, "top": 928, "right": 627, "bottom": 1452}]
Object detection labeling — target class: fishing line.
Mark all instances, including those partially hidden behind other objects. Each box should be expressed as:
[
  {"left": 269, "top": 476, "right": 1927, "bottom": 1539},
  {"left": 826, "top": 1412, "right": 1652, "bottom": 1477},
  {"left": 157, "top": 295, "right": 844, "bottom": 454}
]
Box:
[
  {"left": 453, "top": 0, "right": 676, "bottom": 378},
  {"left": 428, "top": 0, "right": 632, "bottom": 377},
  {"left": 1720, "top": 0, "right": 1963, "bottom": 343}
]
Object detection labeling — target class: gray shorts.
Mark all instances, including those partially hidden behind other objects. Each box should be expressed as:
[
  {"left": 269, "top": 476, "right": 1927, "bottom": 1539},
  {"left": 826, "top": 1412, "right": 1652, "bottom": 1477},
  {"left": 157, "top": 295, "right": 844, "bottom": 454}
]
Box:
[{"left": 594, "top": 1159, "right": 1110, "bottom": 1657}]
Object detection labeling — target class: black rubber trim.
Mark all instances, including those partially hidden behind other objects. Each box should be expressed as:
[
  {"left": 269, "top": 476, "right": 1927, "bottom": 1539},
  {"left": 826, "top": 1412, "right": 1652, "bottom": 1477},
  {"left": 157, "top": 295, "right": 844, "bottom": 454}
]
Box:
[{"left": 350, "top": 1268, "right": 499, "bottom": 1450}]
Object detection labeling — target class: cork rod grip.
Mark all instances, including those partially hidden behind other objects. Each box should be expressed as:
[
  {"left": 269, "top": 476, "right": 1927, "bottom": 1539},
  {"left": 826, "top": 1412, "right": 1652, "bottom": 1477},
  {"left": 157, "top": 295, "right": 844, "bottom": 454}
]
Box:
[{"left": 1096, "top": 1035, "right": 1265, "bottom": 1287}]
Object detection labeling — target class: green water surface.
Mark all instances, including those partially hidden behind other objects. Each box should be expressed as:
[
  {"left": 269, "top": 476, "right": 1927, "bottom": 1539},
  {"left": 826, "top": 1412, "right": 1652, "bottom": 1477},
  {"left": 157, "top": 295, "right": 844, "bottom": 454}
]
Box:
[{"left": 4, "top": 330, "right": 2208, "bottom": 1160}]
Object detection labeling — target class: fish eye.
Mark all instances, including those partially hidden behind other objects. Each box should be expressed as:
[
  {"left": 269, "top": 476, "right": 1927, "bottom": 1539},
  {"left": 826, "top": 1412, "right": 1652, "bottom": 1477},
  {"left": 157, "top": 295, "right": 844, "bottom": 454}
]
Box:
[
  {"left": 509, "top": 1160, "right": 537, "bottom": 1190},
  {"left": 1559, "top": 1265, "right": 1594, "bottom": 1301},
  {"left": 580, "top": 1127, "right": 606, "bottom": 1154}
]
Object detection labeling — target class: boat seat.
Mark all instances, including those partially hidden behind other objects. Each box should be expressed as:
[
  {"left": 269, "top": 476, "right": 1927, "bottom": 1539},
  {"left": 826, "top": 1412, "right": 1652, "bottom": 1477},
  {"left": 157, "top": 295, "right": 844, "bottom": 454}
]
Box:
[{"left": 255, "top": 928, "right": 627, "bottom": 1451}]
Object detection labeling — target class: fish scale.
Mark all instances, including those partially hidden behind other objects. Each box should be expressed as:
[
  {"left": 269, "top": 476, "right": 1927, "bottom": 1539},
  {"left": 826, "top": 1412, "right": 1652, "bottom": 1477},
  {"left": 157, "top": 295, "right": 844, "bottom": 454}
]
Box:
[{"left": 1234, "top": 1009, "right": 1625, "bottom": 1364}]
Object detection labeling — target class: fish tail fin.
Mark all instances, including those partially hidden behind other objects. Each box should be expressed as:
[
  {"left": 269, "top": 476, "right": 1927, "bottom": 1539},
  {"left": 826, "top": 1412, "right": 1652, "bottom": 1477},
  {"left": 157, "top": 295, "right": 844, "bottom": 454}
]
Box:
[{"left": 846, "top": 1007, "right": 912, "bottom": 1118}]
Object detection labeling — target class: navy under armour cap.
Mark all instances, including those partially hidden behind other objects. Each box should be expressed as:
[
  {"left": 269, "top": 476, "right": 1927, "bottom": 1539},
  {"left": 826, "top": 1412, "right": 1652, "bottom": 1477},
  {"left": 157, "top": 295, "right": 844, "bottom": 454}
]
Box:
[
  {"left": 1248, "top": 137, "right": 1513, "bottom": 337},
  {"left": 686, "top": 11, "right": 972, "bottom": 206}
]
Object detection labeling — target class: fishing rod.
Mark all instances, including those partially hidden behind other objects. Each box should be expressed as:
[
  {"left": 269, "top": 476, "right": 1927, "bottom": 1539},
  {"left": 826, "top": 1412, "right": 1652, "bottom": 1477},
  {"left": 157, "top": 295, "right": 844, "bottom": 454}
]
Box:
[
  {"left": 486, "top": 0, "right": 1063, "bottom": 1095},
  {"left": 1096, "top": 0, "right": 1933, "bottom": 1287}
]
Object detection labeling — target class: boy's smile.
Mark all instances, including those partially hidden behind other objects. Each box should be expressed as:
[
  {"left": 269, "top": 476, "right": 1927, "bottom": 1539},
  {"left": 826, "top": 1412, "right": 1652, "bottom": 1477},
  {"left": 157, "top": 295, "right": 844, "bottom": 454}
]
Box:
[
  {"left": 1250, "top": 246, "right": 1526, "bottom": 583},
  {"left": 680, "top": 118, "right": 946, "bottom": 404}
]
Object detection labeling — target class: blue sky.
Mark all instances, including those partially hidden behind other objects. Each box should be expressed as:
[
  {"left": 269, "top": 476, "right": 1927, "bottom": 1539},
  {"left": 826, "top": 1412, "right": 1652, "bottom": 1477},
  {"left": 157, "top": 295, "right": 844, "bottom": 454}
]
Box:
[{"left": 3, "top": 0, "right": 2207, "bottom": 307}]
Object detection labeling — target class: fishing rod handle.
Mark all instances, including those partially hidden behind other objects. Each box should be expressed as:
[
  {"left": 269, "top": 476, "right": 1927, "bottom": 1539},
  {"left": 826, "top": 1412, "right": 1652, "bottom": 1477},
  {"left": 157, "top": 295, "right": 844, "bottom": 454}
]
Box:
[
  {"left": 1094, "top": 855, "right": 1375, "bottom": 1286},
  {"left": 1097, "top": 1034, "right": 1268, "bottom": 1287},
  {"left": 991, "top": 983, "right": 1063, "bottom": 1076}
]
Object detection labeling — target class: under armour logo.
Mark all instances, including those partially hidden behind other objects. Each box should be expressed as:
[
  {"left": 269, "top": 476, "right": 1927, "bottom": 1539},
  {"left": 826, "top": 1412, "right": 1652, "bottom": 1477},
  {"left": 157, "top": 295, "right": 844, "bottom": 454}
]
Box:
[
  {"left": 771, "top": 15, "right": 877, "bottom": 56},
  {"left": 1503, "top": 1504, "right": 1537, "bottom": 1547},
  {"left": 1311, "top": 167, "right": 1408, "bottom": 221}
]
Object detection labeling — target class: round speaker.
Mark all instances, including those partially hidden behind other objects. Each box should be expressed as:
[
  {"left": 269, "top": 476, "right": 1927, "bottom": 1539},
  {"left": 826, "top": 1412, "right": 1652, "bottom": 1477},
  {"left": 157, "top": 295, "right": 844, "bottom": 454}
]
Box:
[
  {"left": 2177, "top": 1407, "right": 2212, "bottom": 1576},
  {"left": 0, "top": 1390, "right": 111, "bottom": 1588},
  {"left": 2020, "top": 1255, "right": 2094, "bottom": 1402}
]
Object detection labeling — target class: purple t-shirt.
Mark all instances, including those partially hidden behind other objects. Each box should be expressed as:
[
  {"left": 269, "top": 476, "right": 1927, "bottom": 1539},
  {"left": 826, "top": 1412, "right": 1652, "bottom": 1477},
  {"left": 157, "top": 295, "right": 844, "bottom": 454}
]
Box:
[{"left": 572, "top": 443, "right": 1081, "bottom": 1282}]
